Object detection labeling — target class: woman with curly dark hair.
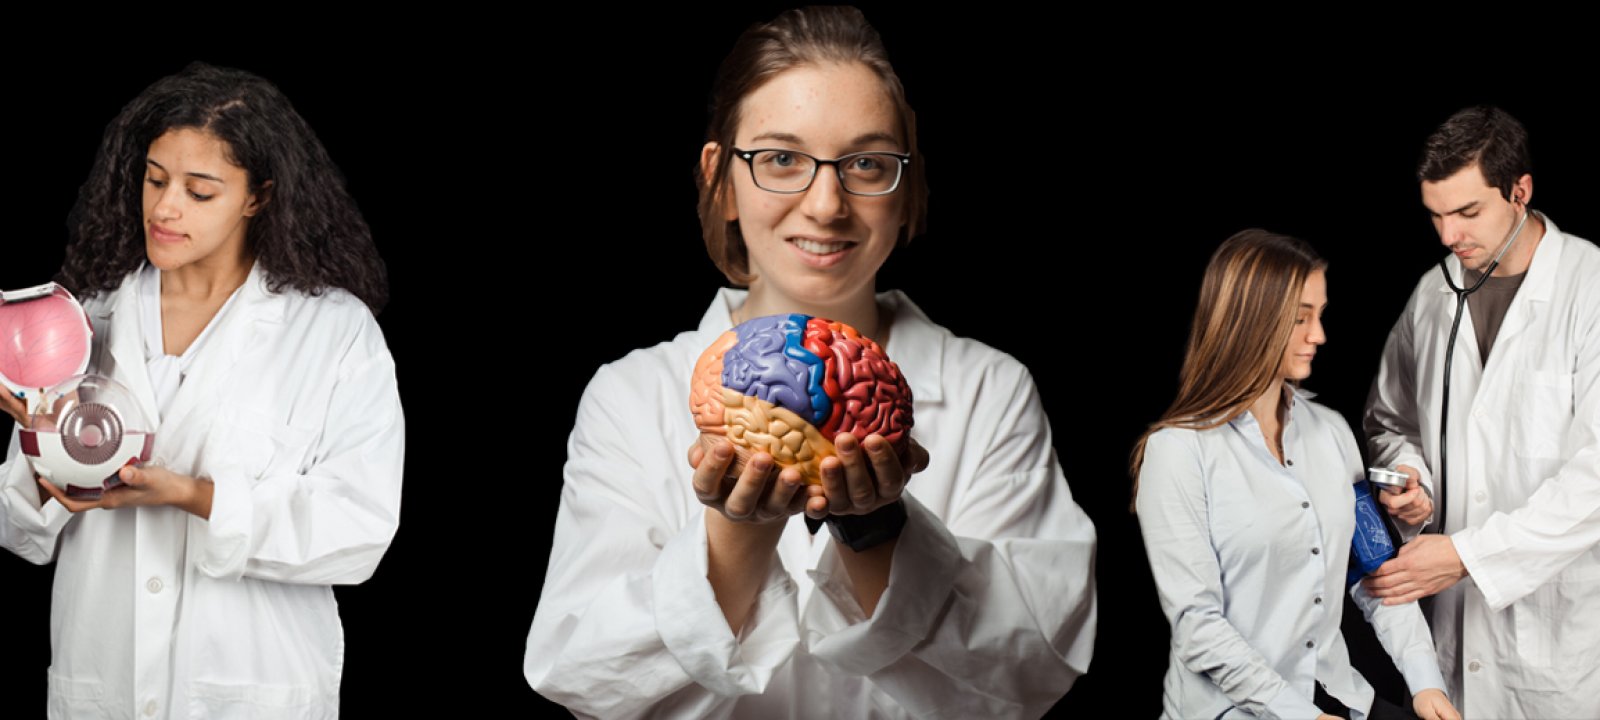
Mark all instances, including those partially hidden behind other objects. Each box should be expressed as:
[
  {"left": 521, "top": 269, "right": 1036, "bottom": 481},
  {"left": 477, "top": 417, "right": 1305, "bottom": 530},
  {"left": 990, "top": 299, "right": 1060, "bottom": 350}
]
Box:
[{"left": 0, "top": 62, "right": 404, "bottom": 718}]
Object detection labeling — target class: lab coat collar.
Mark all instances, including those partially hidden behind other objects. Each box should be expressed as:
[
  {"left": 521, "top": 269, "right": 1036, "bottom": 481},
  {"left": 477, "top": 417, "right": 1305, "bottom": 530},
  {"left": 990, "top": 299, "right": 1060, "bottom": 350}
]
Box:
[
  {"left": 102, "top": 261, "right": 281, "bottom": 433},
  {"left": 700, "top": 288, "right": 944, "bottom": 403},
  {"left": 1433, "top": 210, "right": 1564, "bottom": 303}
]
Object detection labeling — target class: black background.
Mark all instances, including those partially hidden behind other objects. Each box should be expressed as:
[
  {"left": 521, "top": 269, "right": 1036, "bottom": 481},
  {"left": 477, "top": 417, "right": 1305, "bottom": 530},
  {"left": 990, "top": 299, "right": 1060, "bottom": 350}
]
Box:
[{"left": 3, "top": 9, "right": 1596, "bottom": 717}]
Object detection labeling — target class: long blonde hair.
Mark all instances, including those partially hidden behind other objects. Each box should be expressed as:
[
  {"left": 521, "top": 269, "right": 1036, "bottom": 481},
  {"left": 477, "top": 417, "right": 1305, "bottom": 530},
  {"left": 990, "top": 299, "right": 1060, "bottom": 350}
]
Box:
[{"left": 1129, "top": 229, "right": 1327, "bottom": 507}]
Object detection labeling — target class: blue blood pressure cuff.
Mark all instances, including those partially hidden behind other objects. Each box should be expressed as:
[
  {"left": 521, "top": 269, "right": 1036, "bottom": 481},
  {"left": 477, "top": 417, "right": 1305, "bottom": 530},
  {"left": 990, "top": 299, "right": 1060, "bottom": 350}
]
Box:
[{"left": 1348, "top": 480, "right": 1397, "bottom": 587}]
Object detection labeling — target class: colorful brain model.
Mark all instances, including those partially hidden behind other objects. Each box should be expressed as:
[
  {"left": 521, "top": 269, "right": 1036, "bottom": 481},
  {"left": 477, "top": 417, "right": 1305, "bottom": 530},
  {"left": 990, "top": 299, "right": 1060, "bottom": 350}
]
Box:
[{"left": 690, "top": 314, "right": 913, "bottom": 485}]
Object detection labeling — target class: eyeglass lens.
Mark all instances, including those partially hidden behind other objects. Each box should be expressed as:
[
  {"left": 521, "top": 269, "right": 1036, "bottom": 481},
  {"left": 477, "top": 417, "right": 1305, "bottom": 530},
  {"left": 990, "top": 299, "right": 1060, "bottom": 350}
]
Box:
[{"left": 748, "top": 150, "right": 902, "bottom": 194}]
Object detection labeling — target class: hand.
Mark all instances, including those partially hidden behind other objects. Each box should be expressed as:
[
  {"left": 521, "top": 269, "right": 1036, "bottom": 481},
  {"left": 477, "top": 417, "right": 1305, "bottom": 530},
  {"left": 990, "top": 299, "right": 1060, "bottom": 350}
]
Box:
[
  {"left": 689, "top": 435, "right": 818, "bottom": 525},
  {"left": 1377, "top": 464, "right": 1433, "bottom": 526},
  {"left": 38, "top": 464, "right": 214, "bottom": 519},
  {"left": 1317, "top": 714, "right": 1341, "bottom": 720},
  {"left": 810, "top": 433, "right": 928, "bottom": 520},
  {"left": 1412, "top": 688, "right": 1460, "bottom": 720},
  {"left": 1362, "top": 534, "right": 1467, "bottom": 605},
  {"left": 2, "top": 390, "right": 27, "bottom": 427}
]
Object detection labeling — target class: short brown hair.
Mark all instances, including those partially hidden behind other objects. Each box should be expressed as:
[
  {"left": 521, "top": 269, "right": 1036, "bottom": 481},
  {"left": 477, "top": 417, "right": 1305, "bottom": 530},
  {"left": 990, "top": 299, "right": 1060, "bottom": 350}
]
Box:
[
  {"left": 1417, "top": 106, "right": 1532, "bottom": 201},
  {"left": 697, "top": 6, "right": 929, "bottom": 286}
]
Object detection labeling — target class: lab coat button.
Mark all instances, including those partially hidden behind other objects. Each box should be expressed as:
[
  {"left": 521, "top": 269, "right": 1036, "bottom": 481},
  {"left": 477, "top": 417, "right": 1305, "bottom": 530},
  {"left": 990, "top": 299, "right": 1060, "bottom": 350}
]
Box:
[
  {"left": 1469, "top": 660, "right": 1481, "bottom": 673},
  {"left": 144, "top": 700, "right": 157, "bottom": 716},
  {"left": 1475, "top": 491, "right": 1486, "bottom": 503},
  {"left": 146, "top": 577, "right": 162, "bottom": 594}
]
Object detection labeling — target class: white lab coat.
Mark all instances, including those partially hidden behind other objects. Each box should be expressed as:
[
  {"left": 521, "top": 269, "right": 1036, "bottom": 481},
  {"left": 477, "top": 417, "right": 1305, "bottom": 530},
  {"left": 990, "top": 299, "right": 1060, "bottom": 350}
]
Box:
[
  {"left": 525, "top": 288, "right": 1097, "bottom": 719},
  {"left": 0, "top": 262, "right": 405, "bottom": 719},
  {"left": 1364, "top": 214, "right": 1600, "bottom": 719}
]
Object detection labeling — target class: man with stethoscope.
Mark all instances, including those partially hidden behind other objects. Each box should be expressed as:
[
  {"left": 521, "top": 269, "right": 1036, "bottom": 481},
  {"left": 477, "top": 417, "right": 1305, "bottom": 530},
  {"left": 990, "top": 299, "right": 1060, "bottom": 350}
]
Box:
[{"left": 1362, "top": 106, "right": 1600, "bottom": 718}]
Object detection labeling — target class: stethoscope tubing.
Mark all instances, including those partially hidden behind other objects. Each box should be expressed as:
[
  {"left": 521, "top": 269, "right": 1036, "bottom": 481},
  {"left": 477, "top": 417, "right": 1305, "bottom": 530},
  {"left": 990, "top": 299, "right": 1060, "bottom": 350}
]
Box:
[{"left": 1431, "top": 206, "right": 1531, "bottom": 534}]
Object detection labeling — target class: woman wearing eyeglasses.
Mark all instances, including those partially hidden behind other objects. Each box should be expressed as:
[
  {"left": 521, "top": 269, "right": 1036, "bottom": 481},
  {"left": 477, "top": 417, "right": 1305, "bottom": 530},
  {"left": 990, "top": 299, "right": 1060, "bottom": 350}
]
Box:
[
  {"left": 1132, "top": 230, "right": 1458, "bottom": 720},
  {"left": 525, "top": 6, "right": 1096, "bottom": 718}
]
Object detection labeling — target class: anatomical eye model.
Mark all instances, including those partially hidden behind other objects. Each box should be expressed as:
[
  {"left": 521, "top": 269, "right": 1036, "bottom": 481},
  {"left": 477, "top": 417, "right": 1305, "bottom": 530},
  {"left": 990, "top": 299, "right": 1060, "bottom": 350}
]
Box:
[
  {"left": 689, "top": 313, "right": 913, "bottom": 484},
  {"left": 2, "top": 283, "right": 153, "bottom": 499}
]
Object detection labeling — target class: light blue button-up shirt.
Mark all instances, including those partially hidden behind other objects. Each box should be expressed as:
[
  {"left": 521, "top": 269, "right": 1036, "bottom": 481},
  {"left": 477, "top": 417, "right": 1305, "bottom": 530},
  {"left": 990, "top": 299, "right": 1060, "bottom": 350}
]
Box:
[{"left": 1137, "top": 383, "right": 1447, "bottom": 719}]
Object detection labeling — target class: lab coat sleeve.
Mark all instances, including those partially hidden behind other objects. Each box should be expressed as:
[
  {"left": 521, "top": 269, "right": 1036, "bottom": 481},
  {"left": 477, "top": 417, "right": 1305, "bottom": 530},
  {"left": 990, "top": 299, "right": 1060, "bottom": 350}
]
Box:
[
  {"left": 1364, "top": 295, "right": 1435, "bottom": 541},
  {"left": 803, "top": 366, "right": 1097, "bottom": 718},
  {"left": 1137, "top": 430, "right": 1323, "bottom": 720},
  {"left": 1451, "top": 305, "right": 1600, "bottom": 611},
  {"left": 187, "top": 312, "right": 405, "bottom": 585},
  {"left": 0, "top": 424, "right": 72, "bottom": 563},
  {"left": 525, "top": 363, "right": 801, "bottom": 720}
]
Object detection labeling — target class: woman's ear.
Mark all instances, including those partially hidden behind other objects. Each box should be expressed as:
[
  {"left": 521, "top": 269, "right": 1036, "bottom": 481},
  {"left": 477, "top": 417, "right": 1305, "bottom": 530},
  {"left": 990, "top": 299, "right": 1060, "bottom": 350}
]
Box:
[
  {"left": 244, "top": 179, "right": 274, "bottom": 218},
  {"left": 701, "top": 142, "right": 738, "bottom": 222}
]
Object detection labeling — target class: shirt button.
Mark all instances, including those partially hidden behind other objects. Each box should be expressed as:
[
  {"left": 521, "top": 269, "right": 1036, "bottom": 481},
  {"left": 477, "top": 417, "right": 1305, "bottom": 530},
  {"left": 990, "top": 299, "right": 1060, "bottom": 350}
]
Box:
[
  {"left": 146, "top": 577, "right": 163, "bottom": 594},
  {"left": 1286, "top": 459, "right": 1294, "bottom": 466},
  {"left": 1314, "top": 596, "right": 1323, "bottom": 605},
  {"left": 1306, "top": 640, "right": 1315, "bottom": 649},
  {"left": 1469, "top": 660, "right": 1481, "bottom": 673},
  {"left": 1311, "top": 548, "right": 1320, "bottom": 555},
  {"left": 144, "top": 700, "right": 158, "bottom": 716},
  {"left": 1301, "top": 501, "right": 1310, "bottom": 509},
  {"left": 1475, "top": 491, "right": 1487, "bottom": 503}
]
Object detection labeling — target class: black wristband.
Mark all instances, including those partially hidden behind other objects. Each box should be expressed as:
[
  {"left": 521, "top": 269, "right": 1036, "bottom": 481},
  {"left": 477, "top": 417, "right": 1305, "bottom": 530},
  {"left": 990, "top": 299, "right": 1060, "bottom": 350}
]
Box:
[{"left": 825, "top": 500, "right": 907, "bottom": 552}]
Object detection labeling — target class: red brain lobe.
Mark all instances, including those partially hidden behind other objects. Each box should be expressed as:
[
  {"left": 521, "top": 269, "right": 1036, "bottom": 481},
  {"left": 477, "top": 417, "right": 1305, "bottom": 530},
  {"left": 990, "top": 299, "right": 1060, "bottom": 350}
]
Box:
[{"left": 803, "top": 319, "right": 912, "bottom": 451}]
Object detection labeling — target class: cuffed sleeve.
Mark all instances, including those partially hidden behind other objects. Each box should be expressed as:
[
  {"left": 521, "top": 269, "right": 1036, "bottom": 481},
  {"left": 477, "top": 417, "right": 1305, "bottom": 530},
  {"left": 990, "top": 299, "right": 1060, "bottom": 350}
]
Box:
[
  {"left": 804, "top": 366, "right": 1097, "bottom": 718},
  {"left": 0, "top": 425, "right": 72, "bottom": 564},
  {"left": 655, "top": 510, "right": 800, "bottom": 696},
  {"left": 805, "top": 494, "right": 961, "bottom": 676},
  {"left": 526, "top": 364, "right": 800, "bottom": 719},
  {"left": 1365, "top": 297, "right": 1436, "bottom": 542},
  {"left": 1350, "top": 583, "right": 1448, "bottom": 696},
  {"left": 185, "top": 316, "right": 404, "bottom": 585}
]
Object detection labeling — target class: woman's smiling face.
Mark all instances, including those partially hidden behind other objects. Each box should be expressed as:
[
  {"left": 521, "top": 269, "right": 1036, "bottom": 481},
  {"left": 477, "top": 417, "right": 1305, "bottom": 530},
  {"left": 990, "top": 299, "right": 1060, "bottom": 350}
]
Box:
[{"left": 720, "top": 61, "right": 906, "bottom": 312}]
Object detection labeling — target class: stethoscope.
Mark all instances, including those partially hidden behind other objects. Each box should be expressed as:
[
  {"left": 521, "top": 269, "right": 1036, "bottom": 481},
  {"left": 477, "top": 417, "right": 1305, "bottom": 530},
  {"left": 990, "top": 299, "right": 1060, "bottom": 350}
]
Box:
[{"left": 1432, "top": 198, "right": 1531, "bottom": 533}]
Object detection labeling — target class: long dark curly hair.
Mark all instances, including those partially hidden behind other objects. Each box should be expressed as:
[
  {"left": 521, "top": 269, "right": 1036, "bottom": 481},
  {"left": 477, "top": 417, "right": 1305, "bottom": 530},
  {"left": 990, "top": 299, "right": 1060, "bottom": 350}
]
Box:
[{"left": 58, "top": 62, "right": 388, "bottom": 313}]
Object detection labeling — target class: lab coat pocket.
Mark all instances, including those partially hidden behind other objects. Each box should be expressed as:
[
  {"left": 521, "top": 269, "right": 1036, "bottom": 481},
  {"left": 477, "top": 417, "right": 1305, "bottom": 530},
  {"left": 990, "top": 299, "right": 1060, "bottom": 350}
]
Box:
[
  {"left": 187, "top": 680, "right": 338, "bottom": 720},
  {"left": 209, "top": 406, "right": 319, "bottom": 485},
  {"left": 46, "top": 667, "right": 114, "bottom": 719},
  {"left": 1510, "top": 370, "right": 1573, "bottom": 460},
  {"left": 1509, "top": 564, "right": 1600, "bottom": 690}
]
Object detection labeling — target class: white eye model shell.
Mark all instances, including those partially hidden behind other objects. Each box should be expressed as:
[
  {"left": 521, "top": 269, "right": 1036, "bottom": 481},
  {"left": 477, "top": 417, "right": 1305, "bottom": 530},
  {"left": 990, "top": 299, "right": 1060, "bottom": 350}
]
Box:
[{"left": 29, "top": 431, "right": 151, "bottom": 496}]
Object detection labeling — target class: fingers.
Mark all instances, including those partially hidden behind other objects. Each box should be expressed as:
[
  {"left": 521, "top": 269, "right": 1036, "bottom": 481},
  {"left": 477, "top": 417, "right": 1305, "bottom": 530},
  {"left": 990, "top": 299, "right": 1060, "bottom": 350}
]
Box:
[
  {"left": 904, "top": 437, "right": 930, "bottom": 475},
  {"left": 820, "top": 453, "right": 851, "bottom": 516},
  {"left": 723, "top": 453, "right": 776, "bottom": 520},
  {"left": 764, "top": 467, "right": 804, "bottom": 518},
  {"left": 691, "top": 440, "right": 735, "bottom": 505},
  {"left": 830, "top": 434, "right": 877, "bottom": 514},
  {"left": 1379, "top": 485, "right": 1419, "bottom": 511},
  {"left": 36, "top": 477, "right": 101, "bottom": 513},
  {"left": 861, "top": 435, "right": 903, "bottom": 501}
]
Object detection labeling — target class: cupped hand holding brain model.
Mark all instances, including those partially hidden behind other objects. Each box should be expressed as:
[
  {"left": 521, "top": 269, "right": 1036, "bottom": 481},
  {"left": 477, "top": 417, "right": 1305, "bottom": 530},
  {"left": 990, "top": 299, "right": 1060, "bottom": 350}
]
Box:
[{"left": 690, "top": 314, "right": 915, "bottom": 497}]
